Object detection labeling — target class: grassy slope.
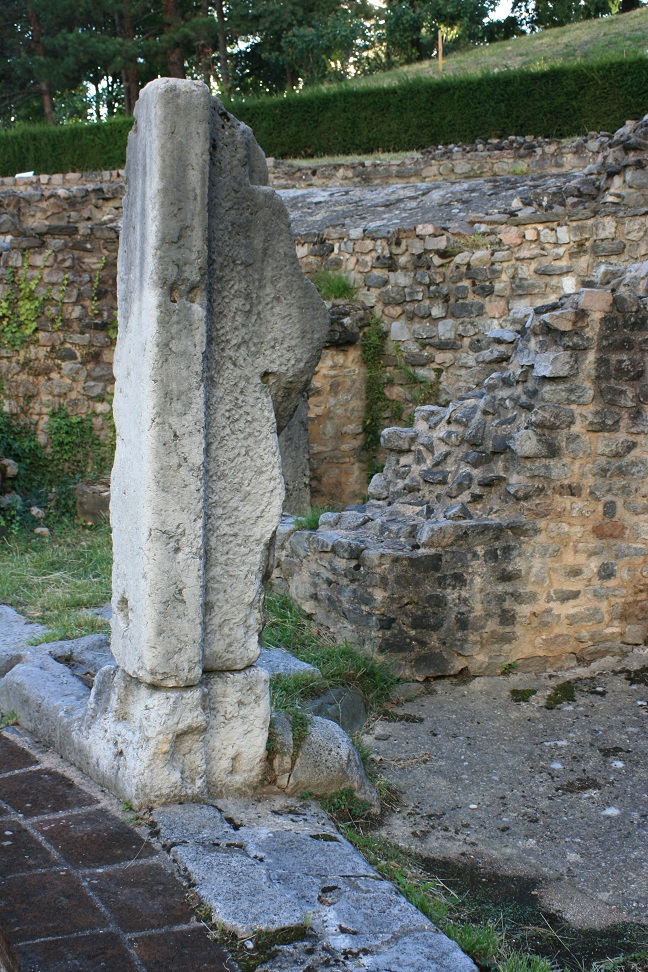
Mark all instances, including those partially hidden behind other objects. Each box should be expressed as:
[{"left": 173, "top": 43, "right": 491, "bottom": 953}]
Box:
[{"left": 350, "top": 8, "right": 648, "bottom": 89}]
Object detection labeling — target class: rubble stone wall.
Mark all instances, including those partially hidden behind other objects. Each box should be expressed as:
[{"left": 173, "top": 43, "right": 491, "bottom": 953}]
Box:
[
  {"left": 267, "top": 132, "right": 608, "bottom": 189},
  {"left": 0, "top": 171, "right": 122, "bottom": 445},
  {"left": 1, "top": 120, "right": 647, "bottom": 509},
  {"left": 277, "top": 263, "right": 648, "bottom": 677}
]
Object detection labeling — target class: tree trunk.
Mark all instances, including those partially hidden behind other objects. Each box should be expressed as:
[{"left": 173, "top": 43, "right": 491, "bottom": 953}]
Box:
[
  {"left": 162, "top": 0, "right": 185, "bottom": 78},
  {"left": 120, "top": 0, "right": 141, "bottom": 114},
  {"left": 214, "top": 0, "right": 230, "bottom": 93},
  {"left": 28, "top": 7, "right": 56, "bottom": 124},
  {"left": 199, "top": 0, "right": 213, "bottom": 89}
]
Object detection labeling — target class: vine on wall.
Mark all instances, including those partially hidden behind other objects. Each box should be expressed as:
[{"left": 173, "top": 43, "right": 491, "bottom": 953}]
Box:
[
  {"left": 0, "top": 406, "right": 113, "bottom": 531},
  {"left": 0, "top": 252, "right": 72, "bottom": 351},
  {"left": 361, "top": 315, "right": 391, "bottom": 474}
]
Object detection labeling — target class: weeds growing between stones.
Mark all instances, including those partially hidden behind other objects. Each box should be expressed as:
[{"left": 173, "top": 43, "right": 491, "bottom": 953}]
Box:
[
  {"left": 263, "top": 591, "right": 399, "bottom": 713},
  {"left": 310, "top": 269, "right": 357, "bottom": 301}
]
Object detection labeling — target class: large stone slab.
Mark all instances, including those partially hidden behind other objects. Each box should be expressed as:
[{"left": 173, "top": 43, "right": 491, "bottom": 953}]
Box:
[{"left": 152, "top": 796, "right": 477, "bottom": 970}]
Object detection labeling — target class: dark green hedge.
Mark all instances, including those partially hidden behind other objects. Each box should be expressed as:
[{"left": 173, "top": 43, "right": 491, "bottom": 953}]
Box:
[
  {"left": 1, "top": 56, "right": 647, "bottom": 174},
  {"left": 231, "top": 56, "right": 648, "bottom": 157},
  {"left": 0, "top": 117, "right": 133, "bottom": 178}
]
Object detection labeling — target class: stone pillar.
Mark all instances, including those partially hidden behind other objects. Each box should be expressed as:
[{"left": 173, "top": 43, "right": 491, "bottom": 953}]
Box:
[{"left": 104, "top": 78, "right": 329, "bottom": 804}]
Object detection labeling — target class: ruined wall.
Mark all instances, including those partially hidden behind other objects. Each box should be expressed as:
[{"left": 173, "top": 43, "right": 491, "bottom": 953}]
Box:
[
  {"left": 1, "top": 119, "right": 647, "bottom": 508},
  {"left": 267, "top": 132, "right": 608, "bottom": 189},
  {"left": 277, "top": 264, "right": 648, "bottom": 678},
  {"left": 0, "top": 171, "right": 121, "bottom": 444},
  {"left": 299, "top": 212, "right": 648, "bottom": 398}
]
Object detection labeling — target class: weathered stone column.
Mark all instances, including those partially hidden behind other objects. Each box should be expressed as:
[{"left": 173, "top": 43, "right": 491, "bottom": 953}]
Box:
[
  {"left": 0, "top": 78, "right": 329, "bottom": 807},
  {"left": 104, "top": 78, "right": 329, "bottom": 803}
]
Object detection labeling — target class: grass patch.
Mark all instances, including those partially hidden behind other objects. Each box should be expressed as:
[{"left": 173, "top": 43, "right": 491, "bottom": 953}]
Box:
[
  {"left": 290, "top": 709, "right": 311, "bottom": 760},
  {"left": 264, "top": 591, "right": 399, "bottom": 714},
  {"left": 510, "top": 688, "right": 538, "bottom": 703},
  {"left": 328, "top": 824, "right": 646, "bottom": 972},
  {"left": 0, "top": 523, "right": 112, "bottom": 641},
  {"left": 293, "top": 506, "right": 329, "bottom": 531},
  {"left": 310, "top": 269, "right": 357, "bottom": 301},
  {"left": 497, "top": 957, "right": 556, "bottom": 972},
  {"left": 545, "top": 681, "right": 576, "bottom": 709},
  {"left": 0, "top": 711, "right": 19, "bottom": 729},
  {"left": 330, "top": 826, "right": 559, "bottom": 970},
  {"left": 344, "top": 8, "right": 648, "bottom": 90}
]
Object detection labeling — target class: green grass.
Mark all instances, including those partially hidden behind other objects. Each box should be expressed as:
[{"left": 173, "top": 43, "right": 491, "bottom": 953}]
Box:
[
  {"left": 345, "top": 8, "right": 648, "bottom": 90},
  {"left": 0, "top": 524, "right": 112, "bottom": 642},
  {"left": 293, "top": 506, "right": 330, "bottom": 531},
  {"left": 331, "top": 824, "right": 566, "bottom": 972},
  {"left": 309, "top": 270, "right": 357, "bottom": 301},
  {"left": 263, "top": 591, "right": 399, "bottom": 713}
]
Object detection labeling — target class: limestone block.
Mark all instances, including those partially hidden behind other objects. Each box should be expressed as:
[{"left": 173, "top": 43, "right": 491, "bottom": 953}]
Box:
[
  {"left": 204, "top": 667, "right": 271, "bottom": 795},
  {"left": 111, "top": 78, "right": 328, "bottom": 683},
  {"left": 111, "top": 78, "right": 211, "bottom": 688},
  {"left": 285, "top": 715, "right": 379, "bottom": 809},
  {"left": 83, "top": 666, "right": 209, "bottom": 805},
  {"left": 532, "top": 351, "right": 578, "bottom": 378},
  {"left": 202, "top": 99, "right": 329, "bottom": 672},
  {"left": 0, "top": 656, "right": 209, "bottom": 807}
]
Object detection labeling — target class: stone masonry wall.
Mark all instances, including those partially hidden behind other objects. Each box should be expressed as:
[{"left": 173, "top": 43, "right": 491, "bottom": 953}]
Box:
[
  {"left": 267, "top": 132, "right": 609, "bottom": 189},
  {"left": 277, "top": 262, "right": 648, "bottom": 678},
  {"left": 1, "top": 120, "right": 647, "bottom": 506},
  {"left": 0, "top": 171, "right": 122, "bottom": 445}
]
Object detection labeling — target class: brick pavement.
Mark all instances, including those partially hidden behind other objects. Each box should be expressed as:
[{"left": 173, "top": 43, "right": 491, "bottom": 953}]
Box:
[{"left": 0, "top": 729, "right": 237, "bottom": 972}]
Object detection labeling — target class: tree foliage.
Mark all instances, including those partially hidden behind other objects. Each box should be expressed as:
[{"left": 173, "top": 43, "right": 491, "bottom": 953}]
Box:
[{"left": 0, "top": 0, "right": 643, "bottom": 126}]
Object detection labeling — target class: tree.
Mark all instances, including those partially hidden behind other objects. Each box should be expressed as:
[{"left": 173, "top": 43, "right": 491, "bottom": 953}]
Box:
[
  {"left": 511, "top": 0, "right": 615, "bottom": 30},
  {"left": 380, "top": 0, "right": 499, "bottom": 67},
  {"left": 226, "top": 0, "right": 374, "bottom": 93}
]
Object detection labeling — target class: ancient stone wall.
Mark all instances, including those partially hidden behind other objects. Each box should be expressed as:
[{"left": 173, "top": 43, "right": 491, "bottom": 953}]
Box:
[
  {"left": 299, "top": 211, "right": 647, "bottom": 397},
  {"left": 267, "top": 132, "right": 608, "bottom": 189},
  {"left": 277, "top": 262, "right": 648, "bottom": 678},
  {"left": 0, "top": 171, "right": 121, "bottom": 444},
  {"left": 2, "top": 119, "right": 647, "bottom": 510}
]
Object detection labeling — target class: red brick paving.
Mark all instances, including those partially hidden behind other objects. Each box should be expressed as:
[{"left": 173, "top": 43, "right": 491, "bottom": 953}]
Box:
[{"left": 0, "top": 730, "right": 237, "bottom": 972}]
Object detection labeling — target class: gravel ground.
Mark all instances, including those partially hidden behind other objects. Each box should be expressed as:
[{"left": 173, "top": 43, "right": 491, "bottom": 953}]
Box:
[{"left": 367, "top": 661, "right": 648, "bottom": 930}]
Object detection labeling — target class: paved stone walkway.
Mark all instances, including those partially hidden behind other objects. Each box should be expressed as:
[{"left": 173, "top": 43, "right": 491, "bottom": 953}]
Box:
[
  {"left": 0, "top": 728, "right": 236, "bottom": 972},
  {"left": 0, "top": 608, "right": 476, "bottom": 972}
]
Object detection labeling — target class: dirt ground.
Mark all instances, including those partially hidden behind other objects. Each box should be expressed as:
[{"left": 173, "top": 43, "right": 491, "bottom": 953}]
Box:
[{"left": 366, "top": 663, "right": 648, "bottom": 966}]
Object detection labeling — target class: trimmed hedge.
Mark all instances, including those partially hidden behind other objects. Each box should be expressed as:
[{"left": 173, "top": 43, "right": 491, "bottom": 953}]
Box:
[
  {"left": 0, "top": 117, "right": 133, "bottom": 178},
  {"left": 232, "top": 56, "right": 648, "bottom": 157},
  {"left": 0, "top": 56, "right": 647, "bottom": 174}
]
